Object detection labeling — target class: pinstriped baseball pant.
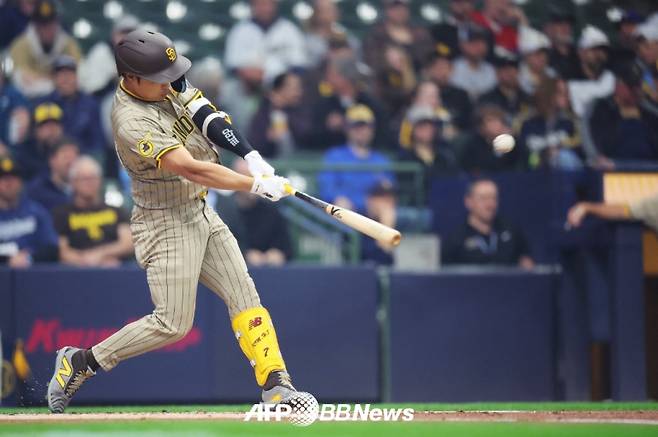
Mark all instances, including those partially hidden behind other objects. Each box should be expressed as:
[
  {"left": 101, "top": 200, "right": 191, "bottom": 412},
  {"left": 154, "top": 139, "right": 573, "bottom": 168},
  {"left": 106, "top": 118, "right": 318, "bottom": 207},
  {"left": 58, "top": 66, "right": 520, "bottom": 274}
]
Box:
[{"left": 92, "top": 199, "right": 261, "bottom": 371}]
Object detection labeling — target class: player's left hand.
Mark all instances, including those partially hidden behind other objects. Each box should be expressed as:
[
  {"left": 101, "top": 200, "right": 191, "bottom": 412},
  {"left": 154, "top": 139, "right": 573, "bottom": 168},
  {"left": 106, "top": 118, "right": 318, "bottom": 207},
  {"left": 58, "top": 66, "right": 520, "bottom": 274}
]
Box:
[
  {"left": 251, "top": 175, "right": 291, "bottom": 202},
  {"left": 244, "top": 151, "right": 275, "bottom": 178}
]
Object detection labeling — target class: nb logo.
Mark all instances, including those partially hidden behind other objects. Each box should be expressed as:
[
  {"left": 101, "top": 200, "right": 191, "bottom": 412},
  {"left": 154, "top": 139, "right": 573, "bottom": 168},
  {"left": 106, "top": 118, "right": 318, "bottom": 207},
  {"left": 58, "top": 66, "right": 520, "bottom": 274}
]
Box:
[
  {"left": 55, "top": 356, "right": 72, "bottom": 388},
  {"left": 248, "top": 317, "right": 262, "bottom": 330}
]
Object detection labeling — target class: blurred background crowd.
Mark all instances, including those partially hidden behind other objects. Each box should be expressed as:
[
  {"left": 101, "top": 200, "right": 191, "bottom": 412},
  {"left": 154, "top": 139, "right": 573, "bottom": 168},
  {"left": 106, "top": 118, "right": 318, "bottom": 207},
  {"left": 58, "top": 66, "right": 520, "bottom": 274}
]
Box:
[{"left": 0, "top": 0, "right": 657, "bottom": 269}]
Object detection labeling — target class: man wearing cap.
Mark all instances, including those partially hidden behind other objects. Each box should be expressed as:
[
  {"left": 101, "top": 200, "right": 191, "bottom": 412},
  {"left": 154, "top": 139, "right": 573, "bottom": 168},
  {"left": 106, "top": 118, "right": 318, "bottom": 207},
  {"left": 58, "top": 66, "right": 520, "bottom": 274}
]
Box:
[
  {"left": 430, "top": 0, "right": 477, "bottom": 58},
  {"left": 26, "top": 137, "right": 79, "bottom": 212},
  {"left": 543, "top": 8, "right": 579, "bottom": 80},
  {"left": 588, "top": 63, "right": 658, "bottom": 162},
  {"left": 610, "top": 10, "right": 644, "bottom": 66},
  {"left": 16, "top": 101, "right": 65, "bottom": 179},
  {"left": 47, "top": 29, "right": 313, "bottom": 414},
  {"left": 567, "top": 26, "right": 615, "bottom": 117},
  {"left": 479, "top": 51, "right": 531, "bottom": 122},
  {"left": 450, "top": 23, "right": 497, "bottom": 100},
  {"left": 318, "top": 104, "right": 394, "bottom": 212},
  {"left": 42, "top": 55, "right": 106, "bottom": 156},
  {"left": 518, "top": 26, "right": 556, "bottom": 95},
  {"left": 8, "top": 0, "right": 81, "bottom": 98},
  {"left": 0, "top": 154, "right": 58, "bottom": 267}
]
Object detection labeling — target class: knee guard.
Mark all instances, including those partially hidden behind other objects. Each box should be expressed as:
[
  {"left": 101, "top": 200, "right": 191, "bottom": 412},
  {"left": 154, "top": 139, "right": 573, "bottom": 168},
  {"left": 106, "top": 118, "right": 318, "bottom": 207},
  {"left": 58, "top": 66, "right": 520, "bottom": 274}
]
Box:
[{"left": 231, "top": 306, "right": 286, "bottom": 386}]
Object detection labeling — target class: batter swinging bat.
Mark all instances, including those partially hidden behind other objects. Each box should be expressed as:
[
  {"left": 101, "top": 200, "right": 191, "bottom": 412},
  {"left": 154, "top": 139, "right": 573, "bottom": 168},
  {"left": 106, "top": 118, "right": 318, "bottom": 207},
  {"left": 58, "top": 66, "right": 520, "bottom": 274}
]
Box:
[{"left": 285, "top": 184, "right": 402, "bottom": 246}]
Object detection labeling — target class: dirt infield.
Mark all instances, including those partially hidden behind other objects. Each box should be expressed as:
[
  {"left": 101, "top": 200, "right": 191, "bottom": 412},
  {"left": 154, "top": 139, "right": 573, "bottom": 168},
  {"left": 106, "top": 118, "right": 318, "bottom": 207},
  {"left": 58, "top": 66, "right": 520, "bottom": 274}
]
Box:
[{"left": 2, "top": 410, "right": 658, "bottom": 425}]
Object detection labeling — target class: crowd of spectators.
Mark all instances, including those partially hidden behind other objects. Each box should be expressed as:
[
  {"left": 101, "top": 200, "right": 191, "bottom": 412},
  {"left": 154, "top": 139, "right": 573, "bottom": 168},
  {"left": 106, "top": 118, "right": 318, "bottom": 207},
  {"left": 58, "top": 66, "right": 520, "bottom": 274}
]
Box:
[{"left": 0, "top": 0, "right": 657, "bottom": 268}]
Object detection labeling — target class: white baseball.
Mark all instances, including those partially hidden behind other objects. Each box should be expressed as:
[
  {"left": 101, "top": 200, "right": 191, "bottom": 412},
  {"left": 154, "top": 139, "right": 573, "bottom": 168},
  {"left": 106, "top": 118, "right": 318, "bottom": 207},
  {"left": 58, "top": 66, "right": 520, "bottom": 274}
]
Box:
[{"left": 493, "top": 134, "right": 515, "bottom": 154}]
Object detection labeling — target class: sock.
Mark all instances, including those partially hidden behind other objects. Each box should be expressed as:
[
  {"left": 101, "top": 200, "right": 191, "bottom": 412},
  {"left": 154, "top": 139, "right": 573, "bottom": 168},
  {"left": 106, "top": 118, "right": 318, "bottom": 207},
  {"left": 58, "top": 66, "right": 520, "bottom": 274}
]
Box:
[{"left": 86, "top": 349, "right": 100, "bottom": 372}]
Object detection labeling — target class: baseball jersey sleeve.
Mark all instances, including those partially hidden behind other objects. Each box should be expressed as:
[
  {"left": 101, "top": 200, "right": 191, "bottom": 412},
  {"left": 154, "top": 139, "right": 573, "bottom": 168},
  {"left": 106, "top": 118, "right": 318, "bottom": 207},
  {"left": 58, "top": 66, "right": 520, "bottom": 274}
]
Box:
[
  {"left": 116, "top": 118, "right": 182, "bottom": 169},
  {"left": 629, "top": 194, "right": 658, "bottom": 232}
]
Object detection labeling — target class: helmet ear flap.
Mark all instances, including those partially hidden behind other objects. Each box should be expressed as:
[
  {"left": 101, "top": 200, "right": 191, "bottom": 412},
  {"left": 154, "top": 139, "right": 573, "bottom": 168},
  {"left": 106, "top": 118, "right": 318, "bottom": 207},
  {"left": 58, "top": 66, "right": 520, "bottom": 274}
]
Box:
[{"left": 171, "top": 75, "right": 186, "bottom": 92}]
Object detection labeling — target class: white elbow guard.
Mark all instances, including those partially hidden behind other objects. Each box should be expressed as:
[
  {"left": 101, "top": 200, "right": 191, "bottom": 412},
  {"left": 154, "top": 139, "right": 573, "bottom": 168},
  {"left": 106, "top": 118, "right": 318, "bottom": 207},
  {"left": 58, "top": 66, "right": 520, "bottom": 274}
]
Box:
[{"left": 186, "top": 96, "right": 212, "bottom": 117}]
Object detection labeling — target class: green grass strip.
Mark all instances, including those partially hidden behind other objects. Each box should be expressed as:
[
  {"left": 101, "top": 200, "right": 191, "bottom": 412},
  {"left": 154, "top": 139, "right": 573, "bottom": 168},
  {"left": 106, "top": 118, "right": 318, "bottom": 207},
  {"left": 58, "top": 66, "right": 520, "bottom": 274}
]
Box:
[
  {"left": 0, "top": 421, "right": 657, "bottom": 437},
  {"left": 1, "top": 401, "right": 657, "bottom": 415}
]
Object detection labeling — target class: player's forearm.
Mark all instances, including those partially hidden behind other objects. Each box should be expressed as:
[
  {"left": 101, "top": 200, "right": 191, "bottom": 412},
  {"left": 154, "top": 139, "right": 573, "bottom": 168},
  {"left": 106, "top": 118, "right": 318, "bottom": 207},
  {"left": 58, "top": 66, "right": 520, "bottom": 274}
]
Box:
[
  {"left": 190, "top": 162, "right": 254, "bottom": 191},
  {"left": 161, "top": 147, "right": 254, "bottom": 191},
  {"left": 178, "top": 160, "right": 253, "bottom": 191},
  {"left": 583, "top": 202, "right": 630, "bottom": 221}
]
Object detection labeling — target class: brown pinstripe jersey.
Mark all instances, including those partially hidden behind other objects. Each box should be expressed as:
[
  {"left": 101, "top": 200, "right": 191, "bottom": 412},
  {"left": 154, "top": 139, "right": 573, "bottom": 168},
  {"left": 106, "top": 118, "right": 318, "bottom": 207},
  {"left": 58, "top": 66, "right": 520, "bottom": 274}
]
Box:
[{"left": 111, "top": 80, "right": 219, "bottom": 209}]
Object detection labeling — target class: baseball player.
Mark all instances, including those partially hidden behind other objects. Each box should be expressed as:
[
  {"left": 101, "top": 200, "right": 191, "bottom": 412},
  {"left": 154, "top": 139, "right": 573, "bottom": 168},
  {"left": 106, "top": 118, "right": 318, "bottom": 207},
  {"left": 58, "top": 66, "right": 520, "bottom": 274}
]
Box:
[{"left": 47, "top": 30, "right": 308, "bottom": 413}]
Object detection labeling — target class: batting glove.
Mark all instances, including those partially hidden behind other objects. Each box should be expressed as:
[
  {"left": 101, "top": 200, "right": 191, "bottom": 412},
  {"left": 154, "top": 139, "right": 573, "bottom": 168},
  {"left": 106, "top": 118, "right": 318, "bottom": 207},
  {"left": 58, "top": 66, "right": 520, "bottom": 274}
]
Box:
[
  {"left": 244, "top": 151, "right": 275, "bottom": 178},
  {"left": 250, "top": 175, "right": 290, "bottom": 202}
]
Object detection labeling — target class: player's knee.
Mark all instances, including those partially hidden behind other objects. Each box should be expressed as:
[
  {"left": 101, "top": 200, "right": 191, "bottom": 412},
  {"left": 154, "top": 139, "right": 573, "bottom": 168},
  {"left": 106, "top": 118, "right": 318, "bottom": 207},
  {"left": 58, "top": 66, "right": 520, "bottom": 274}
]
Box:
[
  {"left": 154, "top": 315, "right": 193, "bottom": 341},
  {"left": 169, "top": 319, "right": 194, "bottom": 341}
]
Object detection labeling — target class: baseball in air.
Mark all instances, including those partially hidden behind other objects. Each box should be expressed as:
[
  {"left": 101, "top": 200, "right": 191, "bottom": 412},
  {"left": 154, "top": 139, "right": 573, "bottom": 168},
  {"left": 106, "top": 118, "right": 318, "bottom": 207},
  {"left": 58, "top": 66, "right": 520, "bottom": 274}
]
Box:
[{"left": 493, "top": 134, "right": 515, "bottom": 154}]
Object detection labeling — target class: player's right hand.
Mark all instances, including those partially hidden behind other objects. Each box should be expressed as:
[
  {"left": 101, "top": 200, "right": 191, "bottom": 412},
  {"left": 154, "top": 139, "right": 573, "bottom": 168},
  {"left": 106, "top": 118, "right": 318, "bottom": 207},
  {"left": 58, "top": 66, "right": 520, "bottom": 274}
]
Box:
[
  {"left": 250, "top": 175, "right": 291, "bottom": 202},
  {"left": 244, "top": 150, "right": 275, "bottom": 178}
]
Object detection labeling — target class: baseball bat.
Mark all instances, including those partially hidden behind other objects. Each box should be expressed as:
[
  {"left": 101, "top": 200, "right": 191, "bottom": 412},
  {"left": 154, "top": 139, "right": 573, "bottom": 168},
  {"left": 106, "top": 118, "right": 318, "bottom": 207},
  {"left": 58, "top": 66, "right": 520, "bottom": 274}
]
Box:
[{"left": 285, "top": 184, "right": 402, "bottom": 246}]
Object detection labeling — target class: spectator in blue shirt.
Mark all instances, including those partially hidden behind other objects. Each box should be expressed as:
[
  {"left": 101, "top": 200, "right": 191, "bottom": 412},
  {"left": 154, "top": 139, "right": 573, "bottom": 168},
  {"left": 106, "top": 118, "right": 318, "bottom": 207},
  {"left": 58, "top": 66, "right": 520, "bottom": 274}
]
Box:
[
  {"left": 0, "top": 155, "right": 58, "bottom": 267},
  {"left": 0, "top": 68, "right": 30, "bottom": 151},
  {"left": 42, "top": 55, "right": 106, "bottom": 157},
  {"left": 26, "top": 137, "right": 79, "bottom": 212},
  {"left": 318, "top": 104, "right": 395, "bottom": 212}
]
